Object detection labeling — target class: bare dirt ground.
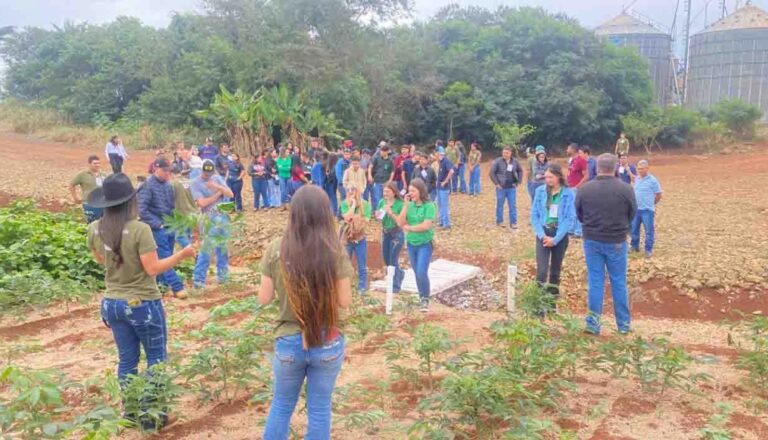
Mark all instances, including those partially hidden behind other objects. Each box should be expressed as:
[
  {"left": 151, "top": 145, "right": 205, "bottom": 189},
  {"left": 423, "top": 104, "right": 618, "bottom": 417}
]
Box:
[{"left": 1, "top": 132, "right": 768, "bottom": 439}]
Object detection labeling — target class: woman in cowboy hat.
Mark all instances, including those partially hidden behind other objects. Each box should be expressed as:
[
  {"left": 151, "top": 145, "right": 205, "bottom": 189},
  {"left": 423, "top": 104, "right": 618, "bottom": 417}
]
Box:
[{"left": 86, "top": 173, "right": 197, "bottom": 431}]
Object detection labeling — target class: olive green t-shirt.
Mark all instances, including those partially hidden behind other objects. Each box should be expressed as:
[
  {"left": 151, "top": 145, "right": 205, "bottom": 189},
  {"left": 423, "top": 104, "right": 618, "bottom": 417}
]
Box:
[
  {"left": 172, "top": 178, "right": 198, "bottom": 216},
  {"left": 71, "top": 171, "right": 106, "bottom": 200},
  {"left": 468, "top": 150, "right": 481, "bottom": 167},
  {"left": 405, "top": 201, "right": 436, "bottom": 246},
  {"left": 260, "top": 238, "right": 355, "bottom": 338},
  {"left": 88, "top": 220, "right": 161, "bottom": 301},
  {"left": 340, "top": 200, "right": 372, "bottom": 219},
  {"left": 377, "top": 198, "right": 403, "bottom": 230}
]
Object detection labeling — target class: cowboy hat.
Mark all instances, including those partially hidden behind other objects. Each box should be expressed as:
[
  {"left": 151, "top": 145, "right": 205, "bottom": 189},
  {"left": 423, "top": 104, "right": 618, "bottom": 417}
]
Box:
[{"left": 86, "top": 173, "right": 136, "bottom": 208}]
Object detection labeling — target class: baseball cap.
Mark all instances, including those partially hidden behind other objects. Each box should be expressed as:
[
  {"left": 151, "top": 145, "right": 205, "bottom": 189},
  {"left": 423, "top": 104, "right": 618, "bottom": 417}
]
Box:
[
  {"left": 153, "top": 157, "right": 171, "bottom": 170},
  {"left": 202, "top": 159, "right": 215, "bottom": 173},
  {"left": 535, "top": 145, "right": 546, "bottom": 154},
  {"left": 343, "top": 139, "right": 354, "bottom": 148},
  {"left": 437, "top": 147, "right": 446, "bottom": 155},
  {"left": 378, "top": 141, "right": 387, "bottom": 148}
]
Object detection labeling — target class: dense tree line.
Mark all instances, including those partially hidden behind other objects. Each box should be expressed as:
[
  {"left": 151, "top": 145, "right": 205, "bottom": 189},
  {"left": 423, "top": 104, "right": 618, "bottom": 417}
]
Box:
[{"left": 0, "top": 0, "right": 653, "bottom": 149}]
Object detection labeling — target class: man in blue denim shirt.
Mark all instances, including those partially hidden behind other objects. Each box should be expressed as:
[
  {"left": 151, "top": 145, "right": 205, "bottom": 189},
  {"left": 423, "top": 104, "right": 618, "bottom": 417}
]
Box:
[
  {"left": 191, "top": 160, "right": 234, "bottom": 289},
  {"left": 137, "top": 157, "right": 187, "bottom": 299},
  {"left": 576, "top": 153, "right": 637, "bottom": 335},
  {"left": 630, "top": 160, "right": 662, "bottom": 258}
]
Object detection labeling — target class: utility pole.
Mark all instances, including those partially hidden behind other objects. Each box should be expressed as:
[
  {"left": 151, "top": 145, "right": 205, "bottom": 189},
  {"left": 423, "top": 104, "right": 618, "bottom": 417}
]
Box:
[{"left": 682, "top": 0, "right": 692, "bottom": 103}]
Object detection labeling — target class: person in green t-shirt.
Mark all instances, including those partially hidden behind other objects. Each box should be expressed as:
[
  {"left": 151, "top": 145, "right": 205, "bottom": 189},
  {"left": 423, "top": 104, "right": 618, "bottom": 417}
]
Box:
[
  {"left": 396, "top": 178, "right": 437, "bottom": 312},
  {"left": 377, "top": 182, "right": 405, "bottom": 292},
  {"left": 70, "top": 155, "right": 107, "bottom": 223},
  {"left": 275, "top": 146, "right": 293, "bottom": 207},
  {"left": 86, "top": 173, "right": 196, "bottom": 431},
  {"left": 257, "top": 184, "right": 353, "bottom": 439},
  {"left": 170, "top": 165, "right": 198, "bottom": 250},
  {"left": 467, "top": 142, "right": 482, "bottom": 196},
  {"left": 340, "top": 186, "right": 371, "bottom": 292}
]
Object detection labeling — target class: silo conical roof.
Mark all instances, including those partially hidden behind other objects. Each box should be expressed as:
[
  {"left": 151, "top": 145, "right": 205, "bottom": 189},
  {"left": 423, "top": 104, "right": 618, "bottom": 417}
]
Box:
[
  {"left": 697, "top": 4, "right": 768, "bottom": 34},
  {"left": 595, "top": 12, "right": 667, "bottom": 36}
]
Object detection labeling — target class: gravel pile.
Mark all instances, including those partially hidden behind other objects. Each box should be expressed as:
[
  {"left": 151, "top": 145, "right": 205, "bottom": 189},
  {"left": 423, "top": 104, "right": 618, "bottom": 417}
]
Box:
[{"left": 433, "top": 274, "right": 504, "bottom": 311}]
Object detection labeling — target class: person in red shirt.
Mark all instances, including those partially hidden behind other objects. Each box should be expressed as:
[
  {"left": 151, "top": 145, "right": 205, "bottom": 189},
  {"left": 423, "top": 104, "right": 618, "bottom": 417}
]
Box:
[
  {"left": 566, "top": 143, "right": 588, "bottom": 189},
  {"left": 566, "top": 143, "right": 588, "bottom": 237},
  {"left": 392, "top": 144, "right": 411, "bottom": 192}
]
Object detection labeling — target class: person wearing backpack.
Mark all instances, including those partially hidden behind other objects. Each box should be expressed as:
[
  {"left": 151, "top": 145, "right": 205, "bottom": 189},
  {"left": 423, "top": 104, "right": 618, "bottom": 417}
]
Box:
[
  {"left": 339, "top": 186, "right": 371, "bottom": 293},
  {"left": 489, "top": 146, "right": 523, "bottom": 229},
  {"left": 259, "top": 185, "right": 353, "bottom": 440}
]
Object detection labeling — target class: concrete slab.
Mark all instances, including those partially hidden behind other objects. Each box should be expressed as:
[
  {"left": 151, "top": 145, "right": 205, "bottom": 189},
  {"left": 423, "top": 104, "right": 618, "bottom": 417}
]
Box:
[{"left": 370, "top": 259, "right": 482, "bottom": 295}]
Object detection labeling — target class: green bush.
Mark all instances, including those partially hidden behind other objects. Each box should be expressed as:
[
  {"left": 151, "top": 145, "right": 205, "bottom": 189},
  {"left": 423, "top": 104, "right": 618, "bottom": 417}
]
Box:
[{"left": 709, "top": 99, "right": 763, "bottom": 139}]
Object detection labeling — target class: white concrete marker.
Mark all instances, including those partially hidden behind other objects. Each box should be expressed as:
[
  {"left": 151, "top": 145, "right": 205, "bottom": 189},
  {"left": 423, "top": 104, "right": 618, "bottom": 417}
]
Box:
[
  {"left": 507, "top": 264, "right": 518, "bottom": 316},
  {"left": 385, "top": 266, "right": 395, "bottom": 315}
]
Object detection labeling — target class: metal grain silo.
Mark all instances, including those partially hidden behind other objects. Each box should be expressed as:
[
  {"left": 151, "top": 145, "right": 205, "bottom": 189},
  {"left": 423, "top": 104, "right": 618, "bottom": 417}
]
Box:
[
  {"left": 687, "top": 4, "right": 768, "bottom": 120},
  {"left": 596, "top": 13, "right": 673, "bottom": 106}
]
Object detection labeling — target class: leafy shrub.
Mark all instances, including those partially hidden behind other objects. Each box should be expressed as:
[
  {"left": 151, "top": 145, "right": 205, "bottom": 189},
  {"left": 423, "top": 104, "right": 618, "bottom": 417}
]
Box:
[
  {"left": 731, "top": 316, "right": 768, "bottom": 396},
  {"left": 709, "top": 99, "right": 763, "bottom": 139},
  {"left": 121, "top": 363, "right": 183, "bottom": 433},
  {"left": 657, "top": 106, "right": 703, "bottom": 146}
]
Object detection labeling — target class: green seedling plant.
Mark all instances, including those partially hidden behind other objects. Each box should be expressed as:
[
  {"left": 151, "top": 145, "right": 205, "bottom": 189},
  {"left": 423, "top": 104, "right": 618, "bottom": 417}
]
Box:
[
  {"left": 699, "top": 402, "right": 732, "bottom": 440},
  {"left": 121, "top": 363, "right": 183, "bottom": 433},
  {"left": 346, "top": 305, "right": 391, "bottom": 349},
  {"left": 412, "top": 323, "right": 457, "bottom": 391},
  {"left": 515, "top": 281, "right": 557, "bottom": 318},
  {"left": 337, "top": 409, "right": 386, "bottom": 433},
  {"left": 730, "top": 315, "right": 768, "bottom": 395}
]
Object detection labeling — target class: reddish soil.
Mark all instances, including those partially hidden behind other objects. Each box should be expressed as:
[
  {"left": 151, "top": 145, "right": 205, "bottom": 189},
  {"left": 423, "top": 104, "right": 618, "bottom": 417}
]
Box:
[
  {"left": 0, "top": 307, "right": 93, "bottom": 339},
  {"left": 611, "top": 395, "right": 657, "bottom": 416},
  {"left": 159, "top": 396, "right": 262, "bottom": 440}
]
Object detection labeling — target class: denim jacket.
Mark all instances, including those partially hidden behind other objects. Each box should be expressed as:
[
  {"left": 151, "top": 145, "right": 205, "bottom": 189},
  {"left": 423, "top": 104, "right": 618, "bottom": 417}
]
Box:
[{"left": 530, "top": 185, "right": 575, "bottom": 246}]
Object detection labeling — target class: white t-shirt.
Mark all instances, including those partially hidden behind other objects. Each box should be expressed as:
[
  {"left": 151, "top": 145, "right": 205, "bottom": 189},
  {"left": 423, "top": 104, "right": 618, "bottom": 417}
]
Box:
[{"left": 189, "top": 155, "right": 203, "bottom": 169}]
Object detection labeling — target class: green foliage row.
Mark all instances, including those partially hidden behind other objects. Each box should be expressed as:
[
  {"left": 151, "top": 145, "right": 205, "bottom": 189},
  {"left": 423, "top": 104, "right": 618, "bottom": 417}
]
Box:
[
  {"left": 621, "top": 99, "right": 763, "bottom": 153},
  {"left": 0, "top": 201, "right": 101, "bottom": 314},
  {"left": 0, "top": 1, "right": 653, "bottom": 148}
]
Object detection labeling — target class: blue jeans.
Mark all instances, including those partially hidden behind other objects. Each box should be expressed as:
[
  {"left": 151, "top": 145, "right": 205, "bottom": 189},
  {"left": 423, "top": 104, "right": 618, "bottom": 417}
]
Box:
[
  {"left": 407, "top": 242, "right": 433, "bottom": 299},
  {"left": 468, "top": 166, "right": 481, "bottom": 195},
  {"left": 151, "top": 228, "right": 184, "bottom": 293},
  {"left": 371, "top": 183, "right": 385, "bottom": 214},
  {"left": 345, "top": 238, "right": 368, "bottom": 291},
  {"left": 176, "top": 229, "right": 191, "bottom": 248},
  {"left": 495, "top": 187, "right": 517, "bottom": 225},
  {"left": 363, "top": 183, "right": 372, "bottom": 202},
  {"left": 190, "top": 168, "right": 202, "bottom": 180},
  {"left": 337, "top": 184, "right": 347, "bottom": 206},
  {"left": 381, "top": 229, "right": 405, "bottom": 292},
  {"left": 290, "top": 181, "right": 304, "bottom": 197},
  {"left": 268, "top": 179, "right": 282, "bottom": 208},
  {"left": 572, "top": 192, "right": 582, "bottom": 236},
  {"left": 452, "top": 164, "right": 466, "bottom": 193},
  {"left": 263, "top": 333, "right": 345, "bottom": 440},
  {"left": 630, "top": 209, "right": 655, "bottom": 253},
  {"left": 227, "top": 179, "right": 244, "bottom": 211},
  {"left": 323, "top": 180, "right": 338, "bottom": 216},
  {"left": 101, "top": 298, "right": 167, "bottom": 382},
  {"left": 583, "top": 239, "right": 631, "bottom": 334},
  {"left": 429, "top": 189, "right": 437, "bottom": 202},
  {"left": 527, "top": 182, "right": 544, "bottom": 201},
  {"left": 437, "top": 188, "right": 451, "bottom": 227},
  {"left": 193, "top": 214, "right": 229, "bottom": 287},
  {"left": 83, "top": 203, "right": 103, "bottom": 223},
  {"left": 279, "top": 177, "right": 291, "bottom": 204},
  {"left": 252, "top": 179, "right": 269, "bottom": 209}
]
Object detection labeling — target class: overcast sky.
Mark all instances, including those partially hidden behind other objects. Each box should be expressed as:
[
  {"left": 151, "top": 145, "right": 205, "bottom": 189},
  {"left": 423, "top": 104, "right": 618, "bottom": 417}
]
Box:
[{"left": 4, "top": 0, "right": 760, "bottom": 34}]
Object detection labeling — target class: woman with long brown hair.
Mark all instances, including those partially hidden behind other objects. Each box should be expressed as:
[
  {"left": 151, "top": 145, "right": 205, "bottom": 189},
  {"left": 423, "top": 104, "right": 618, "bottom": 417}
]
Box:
[
  {"left": 259, "top": 185, "right": 353, "bottom": 440},
  {"left": 87, "top": 173, "right": 196, "bottom": 430}
]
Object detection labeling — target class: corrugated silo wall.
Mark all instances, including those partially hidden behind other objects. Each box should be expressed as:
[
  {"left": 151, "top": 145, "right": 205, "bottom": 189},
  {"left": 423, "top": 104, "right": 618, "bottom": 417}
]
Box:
[
  {"left": 607, "top": 33, "right": 672, "bottom": 106},
  {"left": 687, "top": 28, "right": 768, "bottom": 121}
]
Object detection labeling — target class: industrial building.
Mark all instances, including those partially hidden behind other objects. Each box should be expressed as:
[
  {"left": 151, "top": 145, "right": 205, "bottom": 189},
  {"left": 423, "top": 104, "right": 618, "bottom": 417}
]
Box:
[
  {"left": 686, "top": 4, "right": 768, "bottom": 120},
  {"left": 596, "top": 12, "right": 674, "bottom": 107}
]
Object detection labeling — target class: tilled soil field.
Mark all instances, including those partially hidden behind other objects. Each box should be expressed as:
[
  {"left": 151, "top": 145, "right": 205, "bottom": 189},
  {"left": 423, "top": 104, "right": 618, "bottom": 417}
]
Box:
[{"left": 1, "top": 131, "right": 767, "bottom": 439}]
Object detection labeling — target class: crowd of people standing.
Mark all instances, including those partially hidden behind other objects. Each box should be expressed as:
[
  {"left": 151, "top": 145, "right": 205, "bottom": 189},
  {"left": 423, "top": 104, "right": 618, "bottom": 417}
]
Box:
[{"left": 68, "top": 132, "right": 663, "bottom": 438}]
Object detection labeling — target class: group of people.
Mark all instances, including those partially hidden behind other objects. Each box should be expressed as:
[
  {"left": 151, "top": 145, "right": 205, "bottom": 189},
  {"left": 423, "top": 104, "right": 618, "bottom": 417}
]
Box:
[{"left": 73, "top": 132, "right": 663, "bottom": 439}]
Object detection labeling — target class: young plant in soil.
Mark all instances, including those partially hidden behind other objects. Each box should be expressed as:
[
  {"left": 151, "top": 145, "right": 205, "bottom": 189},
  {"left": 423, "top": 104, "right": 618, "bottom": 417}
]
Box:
[
  {"left": 120, "top": 363, "right": 183, "bottom": 433},
  {"left": 699, "top": 402, "right": 733, "bottom": 440},
  {"left": 345, "top": 303, "right": 391, "bottom": 349},
  {"left": 731, "top": 315, "right": 768, "bottom": 396},
  {"left": 411, "top": 323, "right": 456, "bottom": 392}
]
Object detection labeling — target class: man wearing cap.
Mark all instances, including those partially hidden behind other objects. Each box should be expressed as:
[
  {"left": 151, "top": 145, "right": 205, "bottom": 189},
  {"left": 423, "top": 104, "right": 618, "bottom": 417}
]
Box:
[
  {"left": 198, "top": 137, "right": 219, "bottom": 161},
  {"left": 526, "top": 145, "right": 548, "bottom": 201},
  {"left": 630, "top": 160, "right": 662, "bottom": 258},
  {"left": 436, "top": 147, "right": 454, "bottom": 228},
  {"left": 615, "top": 132, "right": 631, "bottom": 155},
  {"left": 70, "top": 155, "right": 107, "bottom": 223},
  {"left": 335, "top": 147, "right": 352, "bottom": 202},
  {"left": 171, "top": 164, "right": 198, "bottom": 248},
  {"left": 190, "top": 159, "right": 234, "bottom": 289},
  {"left": 393, "top": 144, "right": 412, "bottom": 192},
  {"left": 368, "top": 144, "right": 394, "bottom": 211},
  {"left": 138, "top": 157, "right": 187, "bottom": 299},
  {"left": 489, "top": 146, "right": 523, "bottom": 229}
]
